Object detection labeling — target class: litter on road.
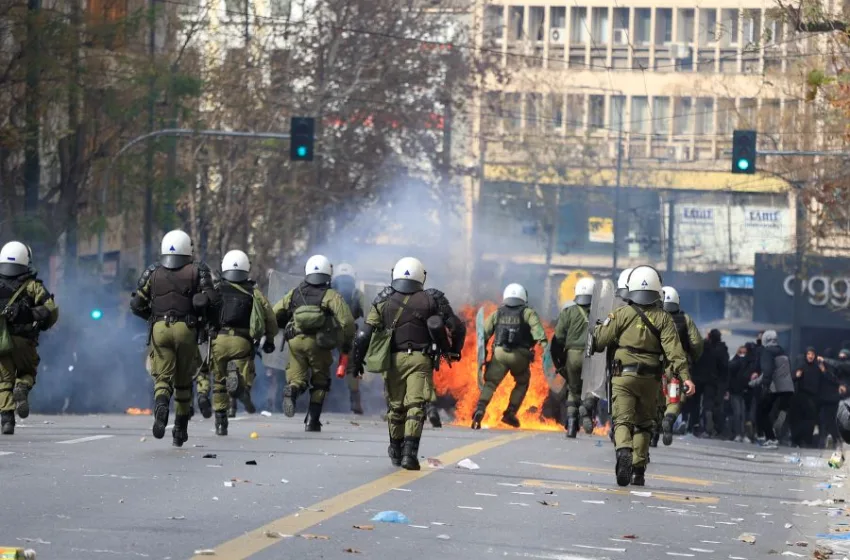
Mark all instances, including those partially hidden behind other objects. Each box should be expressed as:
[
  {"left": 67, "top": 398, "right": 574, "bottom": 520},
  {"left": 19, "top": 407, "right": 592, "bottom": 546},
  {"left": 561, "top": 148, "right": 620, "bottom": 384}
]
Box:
[
  {"left": 372, "top": 511, "right": 410, "bottom": 523},
  {"left": 457, "top": 458, "right": 480, "bottom": 470},
  {"left": 737, "top": 534, "right": 757, "bottom": 544}
]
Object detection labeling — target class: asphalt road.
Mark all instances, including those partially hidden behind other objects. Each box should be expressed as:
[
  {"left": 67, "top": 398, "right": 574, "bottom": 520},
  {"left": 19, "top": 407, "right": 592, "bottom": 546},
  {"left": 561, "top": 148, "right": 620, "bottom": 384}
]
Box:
[{"left": 0, "top": 412, "right": 845, "bottom": 560}]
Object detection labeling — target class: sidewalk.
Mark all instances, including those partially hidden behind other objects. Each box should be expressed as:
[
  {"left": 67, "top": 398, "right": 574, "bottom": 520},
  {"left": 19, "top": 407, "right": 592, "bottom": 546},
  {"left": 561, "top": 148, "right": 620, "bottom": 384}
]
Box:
[{"left": 807, "top": 447, "right": 850, "bottom": 558}]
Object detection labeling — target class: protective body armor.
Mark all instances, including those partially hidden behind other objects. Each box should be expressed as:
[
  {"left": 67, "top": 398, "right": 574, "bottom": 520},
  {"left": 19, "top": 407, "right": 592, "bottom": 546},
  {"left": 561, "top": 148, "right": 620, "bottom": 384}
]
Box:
[
  {"left": 382, "top": 290, "right": 434, "bottom": 352},
  {"left": 289, "top": 282, "right": 327, "bottom": 311},
  {"left": 150, "top": 264, "right": 197, "bottom": 319},
  {"left": 0, "top": 274, "right": 36, "bottom": 336},
  {"left": 494, "top": 305, "right": 532, "bottom": 350},
  {"left": 219, "top": 281, "right": 253, "bottom": 330},
  {"left": 671, "top": 311, "right": 691, "bottom": 356}
]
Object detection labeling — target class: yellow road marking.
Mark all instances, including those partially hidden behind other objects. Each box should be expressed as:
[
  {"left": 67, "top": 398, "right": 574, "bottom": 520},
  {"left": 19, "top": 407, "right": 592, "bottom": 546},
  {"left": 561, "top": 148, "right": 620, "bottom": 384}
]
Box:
[
  {"left": 193, "top": 432, "right": 531, "bottom": 560},
  {"left": 520, "top": 461, "right": 724, "bottom": 487},
  {"left": 522, "top": 479, "right": 719, "bottom": 504}
]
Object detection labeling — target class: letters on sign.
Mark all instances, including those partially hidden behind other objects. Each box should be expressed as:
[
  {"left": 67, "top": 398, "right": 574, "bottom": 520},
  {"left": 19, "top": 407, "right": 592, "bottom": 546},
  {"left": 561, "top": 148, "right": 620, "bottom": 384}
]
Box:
[{"left": 783, "top": 275, "right": 850, "bottom": 309}]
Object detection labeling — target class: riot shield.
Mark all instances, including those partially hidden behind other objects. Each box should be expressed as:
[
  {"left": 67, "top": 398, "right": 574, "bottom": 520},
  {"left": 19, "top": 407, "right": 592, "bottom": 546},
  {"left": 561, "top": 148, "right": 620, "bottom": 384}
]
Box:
[
  {"left": 261, "top": 269, "right": 303, "bottom": 371},
  {"left": 582, "top": 279, "right": 616, "bottom": 400},
  {"left": 360, "top": 281, "right": 386, "bottom": 313},
  {"left": 476, "top": 307, "right": 486, "bottom": 389}
]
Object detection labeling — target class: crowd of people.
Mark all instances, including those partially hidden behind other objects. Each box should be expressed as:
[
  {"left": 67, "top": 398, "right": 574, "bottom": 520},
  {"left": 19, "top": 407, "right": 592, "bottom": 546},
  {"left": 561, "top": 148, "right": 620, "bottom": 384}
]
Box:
[{"left": 681, "top": 329, "right": 847, "bottom": 450}]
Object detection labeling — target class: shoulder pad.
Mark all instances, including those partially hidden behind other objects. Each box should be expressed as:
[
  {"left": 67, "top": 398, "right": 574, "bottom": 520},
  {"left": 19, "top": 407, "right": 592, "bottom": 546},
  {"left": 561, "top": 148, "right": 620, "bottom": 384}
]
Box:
[
  {"left": 138, "top": 264, "right": 158, "bottom": 289},
  {"left": 373, "top": 286, "right": 394, "bottom": 305},
  {"left": 425, "top": 288, "right": 445, "bottom": 300}
]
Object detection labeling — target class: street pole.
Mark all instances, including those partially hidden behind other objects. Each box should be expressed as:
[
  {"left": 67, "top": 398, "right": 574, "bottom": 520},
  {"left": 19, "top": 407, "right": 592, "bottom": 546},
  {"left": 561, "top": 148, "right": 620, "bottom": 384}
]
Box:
[
  {"left": 143, "top": 0, "right": 157, "bottom": 268},
  {"left": 611, "top": 113, "right": 623, "bottom": 279},
  {"left": 97, "top": 129, "right": 292, "bottom": 266},
  {"left": 666, "top": 195, "right": 675, "bottom": 275},
  {"left": 791, "top": 185, "right": 805, "bottom": 360}
]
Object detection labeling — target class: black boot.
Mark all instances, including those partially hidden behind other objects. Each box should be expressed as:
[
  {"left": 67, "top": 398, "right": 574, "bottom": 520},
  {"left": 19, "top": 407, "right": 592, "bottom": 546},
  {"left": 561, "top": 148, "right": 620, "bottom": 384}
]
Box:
[
  {"left": 13, "top": 385, "right": 30, "bottom": 419},
  {"left": 401, "top": 437, "right": 421, "bottom": 471},
  {"left": 283, "top": 384, "right": 298, "bottom": 418},
  {"left": 615, "top": 447, "right": 633, "bottom": 487},
  {"left": 239, "top": 387, "right": 256, "bottom": 414},
  {"left": 662, "top": 414, "right": 676, "bottom": 446},
  {"left": 632, "top": 466, "right": 646, "bottom": 486},
  {"left": 152, "top": 395, "right": 170, "bottom": 440},
  {"left": 428, "top": 404, "right": 442, "bottom": 428},
  {"left": 215, "top": 411, "right": 228, "bottom": 436},
  {"left": 226, "top": 367, "right": 243, "bottom": 399},
  {"left": 305, "top": 403, "right": 322, "bottom": 432},
  {"left": 566, "top": 416, "right": 578, "bottom": 438},
  {"left": 198, "top": 393, "right": 212, "bottom": 419},
  {"left": 501, "top": 407, "right": 520, "bottom": 428},
  {"left": 471, "top": 407, "right": 485, "bottom": 430},
  {"left": 172, "top": 414, "right": 189, "bottom": 447},
  {"left": 650, "top": 430, "right": 660, "bottom": 448},
  {"left": 388, "top": 438, "right": 403, "bottom": 467},
  {"left": 228, "top": 398, "right": 237, "bottom": 418},
  {"left": 350, "top": 391, "right": 364, "bottom": 415},
  {"left": 1, "top": 411, "right": 14, "bottom": 435}
]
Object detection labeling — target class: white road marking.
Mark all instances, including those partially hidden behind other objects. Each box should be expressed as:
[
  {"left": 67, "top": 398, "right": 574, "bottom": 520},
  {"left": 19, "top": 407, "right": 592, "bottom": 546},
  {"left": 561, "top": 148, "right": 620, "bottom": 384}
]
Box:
[
  {"left": 56, "top": 435, "right": 114, "bottom": 445},
  {"left": 0, "top": 451, "right": 14, "bottom": 456},
  {"left": 573, "top": 545, "right": 626, "bottom": 552}
]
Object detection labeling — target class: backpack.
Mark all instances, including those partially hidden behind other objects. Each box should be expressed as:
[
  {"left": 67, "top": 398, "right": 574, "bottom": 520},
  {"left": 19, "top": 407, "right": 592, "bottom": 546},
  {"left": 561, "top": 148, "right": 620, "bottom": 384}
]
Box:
[
  {"left": 226, "top": 282, "right": 266, "bottom": 341},
  {"left": 291, "top": 286, "right": 341, "bottom": 350}
]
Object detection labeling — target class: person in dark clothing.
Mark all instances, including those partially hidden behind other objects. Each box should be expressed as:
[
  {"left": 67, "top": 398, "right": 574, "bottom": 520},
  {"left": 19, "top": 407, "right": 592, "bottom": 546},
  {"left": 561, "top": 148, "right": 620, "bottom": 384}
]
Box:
[
  {"left": 790, "top": 347, "right": 821, "bottom": 447},
  {"left": 690, "top": 329, "right": 729, "bottom": 436},
  {"left": 751, "top": 330, "right": 794, "bottom": 448},
  {"left": 727, "top": 346, "right": 752, "bottom": 442},
  {"left": 818, "top": 349, "right": 849, "bottom": 449}
]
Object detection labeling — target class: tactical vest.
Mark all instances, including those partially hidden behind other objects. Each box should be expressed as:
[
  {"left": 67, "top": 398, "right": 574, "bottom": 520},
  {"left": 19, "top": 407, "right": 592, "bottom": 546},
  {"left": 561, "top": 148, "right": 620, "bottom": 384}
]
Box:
[
  {"left": 219, "top": 281, "right": 253, "bottom": 330},
  {"left": 494, "top": 305, "right": 533, "bottom": 350},
  {"left": 383, "top": 290, "right": 433, "bottom": 352},
  {"left": 150, "top": 264, "right": 197, "bottom": 319},
  {"left": 671, "top": 311, "right": 691, "bottom": 355},
  {"left": 0, "top": 274, "right": 32, "bottom": 308},
  {"left": 289, "top": 282, "right": 328, "bottom": 310}
]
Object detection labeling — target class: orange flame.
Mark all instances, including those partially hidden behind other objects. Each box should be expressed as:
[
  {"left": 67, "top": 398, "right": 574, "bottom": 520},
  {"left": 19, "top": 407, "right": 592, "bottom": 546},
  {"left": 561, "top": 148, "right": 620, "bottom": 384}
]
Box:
[
  {"left": 593, "top": 421, "right": 611, "bottom": 436},
  {"left": 434, "top": 303, "right": 562, "bottom": 432},
  {"left": 125, "top": 407, "right": 152, "bottom": 415}
]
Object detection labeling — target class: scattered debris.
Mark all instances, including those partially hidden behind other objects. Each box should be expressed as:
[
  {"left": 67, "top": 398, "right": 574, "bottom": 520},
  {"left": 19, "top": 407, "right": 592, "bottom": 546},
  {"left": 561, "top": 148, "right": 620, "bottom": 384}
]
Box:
[
  {"left": 280, "top": 479, "right": 289, "bottom": 484},
  {"left": 785, "top": 455, "right": 802, "bottom": 464},
  {"left": 260, "top": 411, "right": 272, "bottom": 417},
  {"left": 829, "top": 452, "right": 845, "bottom": 469},
  {"left": 457, "top": 458, "right": 480, "bottom": 470},
  {"left": 426, "top": 458, "right": 444, "bottom": 469},
  {"left": 622, "top": 535, "right": 638, "bottom": 539},
  {"left": 102, "top": 425, "right": 110, "bottom": 429},
  {"left": 202, "top": 454, "right": 217, "bottom": 459},
  {"left": 194, "top": 550, "right": 216, "bottom": 556},
  {"left": 168, "top": 516, "right": 185, "bottom": 520},
  {"left": 139, "top": 437, "right": 146, "bottom": 442},
  {"left": 737, "top": 534, "right": 757, "bottom": 545},
  {"left": 803, "top": 499, "right": 836, "bottom": 507},
  {"left": 784, "top": 523, "right": 793, "bottom": 529},
  {"left": 250, "top": 432, "right": 259, "bottom": 439},
  {"left": 457, "top": 506, "right": 483, "bottom": 511},
  {"left": 224, "top": 481, "right": 234, "bottom": 488},
  {"left": 631, "top": 491, "right": 653, "bottom": 498},
  {"left": 300, "top": 534, "right": 330, "bottom": 540},
  {"left": 349, "top": 421, "right": 360, "bottom": 426},
  {"left": 582, "top": 500, "right": 605, "bottom": 505},
  {"left": 264, "top": 531, "right": 290, "bottom": 539},
  {"left": 538, "top": 500, "right": 559, "bottom": 507},
  {"left": 343, "top": 548, "right": 361, "bottom": 554},
  {"left": 353, "top": 525, "right": 374, "bottom": 531},
  {"left": 437, "top": 534, "right": 451, "bottom": 540},
  {"left": 245, "top": 460, "right": 257, "bottom": 466},
  {"left": 372, "top": 511, "right": 410, "bottom": 523},
  {"left": 813, "top": 544, "right": 834, "bottom": 559},
  {"left": 793, "top": 541, "right": 808, "bottom": 547}
]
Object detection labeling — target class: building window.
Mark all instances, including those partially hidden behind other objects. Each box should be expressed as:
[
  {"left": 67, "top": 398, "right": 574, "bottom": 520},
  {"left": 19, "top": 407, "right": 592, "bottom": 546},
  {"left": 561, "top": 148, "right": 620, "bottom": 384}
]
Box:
[
  {"left": 529, "top": 6, "right": 545, "bottom": 42},
  {"left": 566, "top": 94, "right": 585, "bottom": 131},
  {"left": 695, "top": 98, "right": 714, "bottom": 134},
  {"left": 739, "top": 98, "right": 757, "bottom": 127},
  {"left": 673, "top": 97, "right": 693, "bottom": 135},
  {"left": 504, "top": 93, "right": 522, "bottom": 131},
  {"left": 652, "top": 97, "right": 670, "bottom": 136},
  {"left": 655, "top": 8, "right": 672, "bottom": 45},
  {"left": 270, "top": 0, "right": 291, "bottom": 17},
  {"left": 509, "top": 6, "right": 524, "bottom": 41},
  {"left": 525, "top": 93, "right": 541, "bottom": 131},
  {"left": 546, "top": 94, "right": 564, "bottom": 131},
  {"left": 591, "top": 7, "right": 609, "bottom": 44},
  {"left": 484, "top": 5, "right": 505, "bottom": 41},
  {"left": 677, "top": 9, "right": 695, "bottom": 43},
  {"left": 589, "top": 95, "right": 605, "bottom": 129},
  {"left": 224, "top": 0, "right": 245, "bottom": 17},
  {"left": 631, "top": 97, "right": 649, "bottom": 134},
  {"left": 635, "top": 8, "right": 651, "bottom": 45},
  {"left": 571, "top": 7, "right": 588, "bottom": 44},
  {"left": 699, "top": 8, "right": 718, "bottom": 43},
  {"left": 610, "top": 95, "right": 625, "bottom": 131},
  {"left": 613, "top": 8, "right": 629, "bottom": 44},
  {"left": 720, "top": 9, "right": 740, "bottom": 46},
  {"left": 717, "top": 98, "right": 735, "bottom": 134}
]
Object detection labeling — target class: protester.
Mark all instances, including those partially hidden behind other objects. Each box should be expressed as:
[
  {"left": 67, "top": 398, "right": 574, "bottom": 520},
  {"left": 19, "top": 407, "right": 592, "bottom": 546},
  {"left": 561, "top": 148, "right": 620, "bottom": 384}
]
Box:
[
  {"left": 751, "top": 330, "right": 794, "bottom": 449},
  {"left": 790, "top": 347, "right": 820, "bottom": 447},
  {"left": 727, "top": 346, "right": 751, "bottom": 443},
  {"left": 819, "top": 349, "right": 849, "bottom": 449}
]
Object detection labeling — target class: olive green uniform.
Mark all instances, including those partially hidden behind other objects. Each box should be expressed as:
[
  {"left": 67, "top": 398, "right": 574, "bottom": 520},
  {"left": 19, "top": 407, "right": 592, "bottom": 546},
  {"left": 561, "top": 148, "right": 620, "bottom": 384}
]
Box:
[
  {"left": 0, "top": 275, "right": 59, "bottom": 418},
  {"left": 479, "top": 306, "right": 547, "bottom": 415},
  {"left": 209, "top": 285, "right": 278, "bottom": 414},
  {"left": 341, "top": 288, "right": 365, "bottom": 395},
  {"left": 273, "top": 284, "right": 355, "bottom": 410},
  {"left": 661, "top": 312, "right": 702, "bottom": 418},
  {"left": 592, "top": 304, "right": 690, "bottom": 471},
  {"left": 553, "top": 304, "right": 592, "bottom": 426}
]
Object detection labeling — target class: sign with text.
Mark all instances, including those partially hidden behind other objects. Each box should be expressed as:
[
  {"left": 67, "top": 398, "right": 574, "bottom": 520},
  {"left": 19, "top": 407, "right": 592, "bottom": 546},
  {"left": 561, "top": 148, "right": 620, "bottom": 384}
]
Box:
[{"left": 588, "top": 216, "right": 613, "bottom": 243}]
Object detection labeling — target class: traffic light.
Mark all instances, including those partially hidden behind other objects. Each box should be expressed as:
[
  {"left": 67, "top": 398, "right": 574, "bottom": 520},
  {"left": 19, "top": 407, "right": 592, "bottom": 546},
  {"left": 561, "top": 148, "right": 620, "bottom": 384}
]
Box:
[
  {"left": 732, "top": 130, "right": 757, "bottom": 174},
  {"left": 290, "top": 117, "right": 315, "bottom": 161},
  {"left": 90, "top": 308, "right": 103, "bottom": 320}
]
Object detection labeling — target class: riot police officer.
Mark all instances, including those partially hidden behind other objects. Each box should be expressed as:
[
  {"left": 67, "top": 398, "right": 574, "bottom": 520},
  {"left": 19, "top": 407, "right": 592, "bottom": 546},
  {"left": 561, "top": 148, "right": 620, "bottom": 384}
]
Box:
[
  {"left": 473, "top": 284, "right": 547, "bottom": 430},
  {"left": 130, "top": 230, "right": 219, "bottom": 447},
  {"left": 207, "top": 250, "right": 278, "bottom": 435},
  {"left": 615, "top": 268, "right": 634, "bottom": 300},
  {"left": 652, "top": 286, "right": 703, "bottom": 447},
  {"left": 0, "top": 242, "right": 59, "bottom": 434},
  {"left": 552, "top": 277, "right": 595, "bottom": 438},
  {"left": 348, "top": 257, "right": 465, "bottom": 470},
  {"left": 272, "top": 255, "right": 355, "bottom": 431},
  {"left": 332, "top": 263, "right": 366, "bottom": 414},
  {"left": 590, "top": 266, "right": 694, "bottom": 487}
]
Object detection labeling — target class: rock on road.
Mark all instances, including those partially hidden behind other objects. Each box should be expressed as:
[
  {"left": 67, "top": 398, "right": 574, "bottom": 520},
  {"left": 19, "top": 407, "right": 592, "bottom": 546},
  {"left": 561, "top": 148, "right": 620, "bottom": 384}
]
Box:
[{"left": 0, "top": 412, "right": 845, "bottom": 560}]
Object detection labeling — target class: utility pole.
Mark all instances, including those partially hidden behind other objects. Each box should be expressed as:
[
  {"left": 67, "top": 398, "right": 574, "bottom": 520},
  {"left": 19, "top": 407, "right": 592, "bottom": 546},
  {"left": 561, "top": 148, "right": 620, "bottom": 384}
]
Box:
[
  {"left": 143, "top": 0, "right": 157, "bottom": 267},
  {"left": 666, "top": 196, "right": 675, "bottom": 275},
  {"left": 791, "top": 185, "right": 806, "bottom": 360},
  {"left": 611, "top": 117, "right": 623, "bottom": 278}
]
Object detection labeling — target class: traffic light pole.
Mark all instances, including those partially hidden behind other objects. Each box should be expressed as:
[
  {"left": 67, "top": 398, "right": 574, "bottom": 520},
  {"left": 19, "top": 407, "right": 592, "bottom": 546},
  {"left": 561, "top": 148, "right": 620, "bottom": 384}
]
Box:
[{"left": 96, "top": 128, "right": 291, "bottom": 267}]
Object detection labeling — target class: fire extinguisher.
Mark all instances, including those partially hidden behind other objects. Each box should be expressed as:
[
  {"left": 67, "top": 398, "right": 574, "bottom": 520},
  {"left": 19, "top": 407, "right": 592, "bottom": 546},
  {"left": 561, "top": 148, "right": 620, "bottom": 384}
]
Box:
[
  {"left": 336, "top": 353, "right": 350, "bottom": 379},
  {"left": 667, "top": 376, "right": 681, "bottom": 404}
]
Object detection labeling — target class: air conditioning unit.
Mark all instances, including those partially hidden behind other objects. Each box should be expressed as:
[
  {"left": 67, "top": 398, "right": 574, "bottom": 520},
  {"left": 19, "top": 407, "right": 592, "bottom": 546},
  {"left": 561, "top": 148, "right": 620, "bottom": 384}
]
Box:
[
  {"left": 673, "top": 43, "right": 691, "bottom": 59},
  {"left": 549, "top": 28, "right": 566, "bottom": 44},
  {"left": 613, "top": 29, "right": 628, "bottom": 45},
  {"left": 666, "top": 145, "right": 690, "bottom": 161}
]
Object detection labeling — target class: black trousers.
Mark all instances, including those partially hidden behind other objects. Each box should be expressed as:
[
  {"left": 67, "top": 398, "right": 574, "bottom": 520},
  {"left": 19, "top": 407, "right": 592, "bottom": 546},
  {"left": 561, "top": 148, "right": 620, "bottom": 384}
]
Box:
[
  {"left": 790, "top": 393, "right": 818, "bottom": 447},
  {"left": 757, "top": 392, "right": 793, "bottom": 440},
  {"left": 818, "top": 402, "right": 840, "bottom": 449}
]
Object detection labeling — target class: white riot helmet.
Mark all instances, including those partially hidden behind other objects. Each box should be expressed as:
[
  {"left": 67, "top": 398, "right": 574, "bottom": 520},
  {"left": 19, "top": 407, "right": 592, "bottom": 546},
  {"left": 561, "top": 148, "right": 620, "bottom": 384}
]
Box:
[
  {"left": 502, "top": 283, "right": 528, "bottom": 307},
  {"left": 160, "top": 230, "right": 193, "bottom": 269},
  {"left": 221, "top": 250, "right": 251, "bottom": 283},
  {"left": 616, "top": 268, "right": 634, "bottom": 300},
  {"left": 0, "top": 241, "right": 30, "bottom": 277},
  {"left": 662, "top": 286, "right": 680, "bottom": 313},
  {"left": 305, "top": 254, "right": 333, "bottom": 286},
  {"left": 335, "top": 263, "right": 356, "bottom": 279},
  {"left": 391, "top": 257, "right": 426, "bottom": 293},
  {"left": 626, "top": 266, "right": 663, "bottom": 305},
  {"left": 574, "top": 277, "right": 595, "bottom": 306}
]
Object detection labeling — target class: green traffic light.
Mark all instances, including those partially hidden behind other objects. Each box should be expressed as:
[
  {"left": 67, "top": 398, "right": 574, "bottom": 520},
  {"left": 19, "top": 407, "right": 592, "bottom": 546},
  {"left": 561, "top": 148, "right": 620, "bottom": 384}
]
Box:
[
  {"left": 297, "top": 146, "right": 308, "bottom": 158},
  {"left": 90, "top": 309, "right": 103, "bottom": 320},
  {"left": 736, "top": 158, "right": 749, "bottom": 171}
]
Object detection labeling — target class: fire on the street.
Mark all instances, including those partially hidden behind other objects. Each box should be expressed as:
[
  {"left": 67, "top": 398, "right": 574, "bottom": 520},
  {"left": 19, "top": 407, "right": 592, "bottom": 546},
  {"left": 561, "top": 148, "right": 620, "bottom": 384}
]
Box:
[
  {"left": 125, "top": 407, "right": 152, "bottom": 415},
  {"left": 434, "top": 303, "right": 562, "bottom": 432}
]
